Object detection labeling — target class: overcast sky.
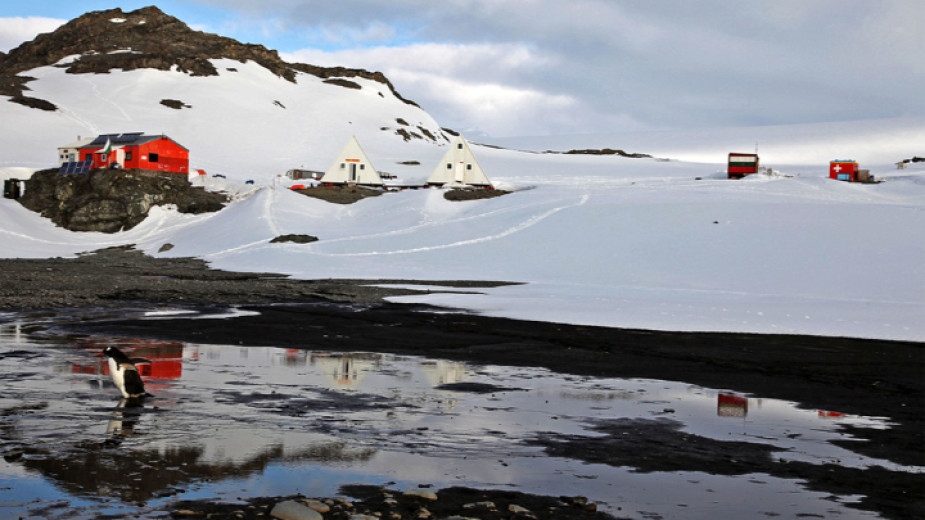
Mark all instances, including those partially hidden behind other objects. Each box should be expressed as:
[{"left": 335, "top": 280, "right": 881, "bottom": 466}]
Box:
[{"left": 1, "top": 1, "right": 922, "bottom": 137}]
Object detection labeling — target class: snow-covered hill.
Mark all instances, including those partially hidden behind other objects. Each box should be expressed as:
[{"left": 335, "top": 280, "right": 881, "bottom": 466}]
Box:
[
  {"left": 0, "top": 6, "right": 448, "bottom": 180},
  {"left": 1, "top": 8, "right": 923, "bottom": 342},
  {"left": 2, "top": 57, "right": 447, "bottom": 181}
]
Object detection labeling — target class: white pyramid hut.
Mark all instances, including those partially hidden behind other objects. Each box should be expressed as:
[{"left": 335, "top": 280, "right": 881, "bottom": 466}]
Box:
[
  {"left": 427, "top": 135, "right": 492, "bottom": 188},
  {"left": 320, "top": 136, "right": 383, "bottom": 186}
]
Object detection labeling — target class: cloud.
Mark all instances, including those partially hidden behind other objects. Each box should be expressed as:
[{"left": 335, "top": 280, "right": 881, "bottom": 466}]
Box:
[
  {"left": 284, "top": 42, "right": 606, "bottom": 136},
  {"left": 5, "top": 1, "right": 924, "bottom": 137},
  {"left": 0, "top": 17, "right": 64, "bottom": 53},
  {"left": 252, "top": 0, "right": 925, "bottom": 136}
]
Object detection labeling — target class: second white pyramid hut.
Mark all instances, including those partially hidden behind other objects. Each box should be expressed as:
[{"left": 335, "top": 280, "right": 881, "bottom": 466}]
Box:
[{"left": 427, "top": 135, "right": 492, "bottom": 188}]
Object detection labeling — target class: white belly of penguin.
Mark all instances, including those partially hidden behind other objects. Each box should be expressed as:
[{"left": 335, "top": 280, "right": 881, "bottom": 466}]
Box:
[{"left": 108, "top": 357, "right": 129, "bottom": 398}]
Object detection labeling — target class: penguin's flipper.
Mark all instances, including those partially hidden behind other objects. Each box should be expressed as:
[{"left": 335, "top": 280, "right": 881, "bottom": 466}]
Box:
[{"left": 122, "top": 368, "right": 147, "bottom": 398}]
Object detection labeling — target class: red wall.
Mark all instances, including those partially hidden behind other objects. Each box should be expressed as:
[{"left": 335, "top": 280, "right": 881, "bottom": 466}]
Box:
[
  {"left": 80, "top": 137, "right": 189, "bottom": 174},
  {"left": 829, "top": 161, "right": 858, "bottom": 181}
]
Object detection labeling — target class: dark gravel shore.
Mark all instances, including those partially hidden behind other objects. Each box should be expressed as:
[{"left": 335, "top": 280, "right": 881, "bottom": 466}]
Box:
[
  {"left": 0, "top": 245, "right": 515, "bottom": 310},
  {"left": 1, "top": 247, "right": 922, "bottom": 519}
]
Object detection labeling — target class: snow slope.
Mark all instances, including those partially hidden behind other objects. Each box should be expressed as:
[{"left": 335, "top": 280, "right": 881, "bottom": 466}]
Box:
[
  {"left": 0, "top": 58, "right": 447, "bottom": 180},
  {"left": 1, "top": 59, "right": 923, "bottom": 341}
]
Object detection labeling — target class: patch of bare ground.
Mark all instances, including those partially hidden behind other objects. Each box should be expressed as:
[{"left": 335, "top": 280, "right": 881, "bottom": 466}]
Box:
[
  {"left": 292, "top": 184, "right": 510, "bottom": 204},
  {"left": 442, "top": 187, "right": 510, "bottom": 201},
  {"left": 292, "top": 184, "right": 384, "bottom": 204}
]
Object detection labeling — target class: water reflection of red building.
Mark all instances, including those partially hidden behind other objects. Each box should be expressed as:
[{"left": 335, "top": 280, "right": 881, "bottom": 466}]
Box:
[
  {"left": 717, "top": 393, "right": 748, "bottom": 417},
  {"left": 72, "top": 338, "right": 184, "bottom": 391}
]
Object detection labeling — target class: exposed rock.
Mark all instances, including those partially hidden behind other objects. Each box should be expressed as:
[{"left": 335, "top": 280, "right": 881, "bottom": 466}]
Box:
[
  {"left": 9, "top": 95, "right": 57, "bottom": 111},
  {"left": 18, "top": 168, "right": 227, "bottom": 233},
  {"left": 443, "top": 188, "right": 510, "bottom": 202},
  {"left": 463, "top": 501, "right": 497, "bottom": 510},
  {"left": 508, "top": 503, "right": 535, "bottom": 516},
  {"left": 160, "top": 99, "right": 190, "bottom": 109},
  {"left": 403, "top": 488, "right": 438, "bottom": 501},
  {"left": 323, "top": 78, "right": 361, "bottom": 90},
  {"left": 270, "top": 234, "right": 319, "bottom": 244},
  {"left": 560, "top": 148, "right": 651, "bottom": 158},
  {"left": 301, "top": 499, "right": 330, "bottom": 514},
  {"left": 294, "top": 185, "right": 383, "bottom": 205},
  {"left": 269, "top": 500, "right": 323, "bottom": 520},
  {"left": 0, "top": 6, "right": 419, "bottom": 109},
  {"left": 395, "top": 128, "right": 422, "bottom": 141}
]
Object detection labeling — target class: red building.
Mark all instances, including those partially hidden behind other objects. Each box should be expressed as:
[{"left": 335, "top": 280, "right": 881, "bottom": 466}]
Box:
[
  {"left": 828, "top": 159, "right": 874, "bottom": 182},
  {"left": 77, "top": 132, "right": 189, "bottom": 174},
  {"left": 728, "top": 153, "right": 759, "bottom": 179}
]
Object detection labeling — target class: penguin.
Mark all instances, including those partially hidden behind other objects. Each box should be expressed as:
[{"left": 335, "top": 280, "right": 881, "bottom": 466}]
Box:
[{"left": 102, "top": 346, "right": 151, "bottom": 400}]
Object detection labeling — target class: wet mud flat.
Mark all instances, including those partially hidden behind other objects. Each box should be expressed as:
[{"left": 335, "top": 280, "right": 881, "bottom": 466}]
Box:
[
  {"left": 1, "top": 248, "right": 924, "bottom": 518},
  {"left": 68, "top": 303, "right": 925, "bottom": 519}
]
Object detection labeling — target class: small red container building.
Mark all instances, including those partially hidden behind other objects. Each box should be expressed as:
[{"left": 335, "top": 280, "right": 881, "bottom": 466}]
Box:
[
  {"left": 728, "top": 153, "right": 759, "bottom": 179},
  {"left": 78, "top": 132, "right": 189, "bottom": 174},
  {"left": 829, "top": 160, "right": 859, "bottom": 181}
]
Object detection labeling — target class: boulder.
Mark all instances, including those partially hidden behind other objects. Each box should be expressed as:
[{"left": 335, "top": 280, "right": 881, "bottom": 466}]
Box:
[
  {"left": 19, "top": 168, "right": 227, "bottom": 233},
  {"left": 269, "top": 500, "right": 323, "bottom": 520}
]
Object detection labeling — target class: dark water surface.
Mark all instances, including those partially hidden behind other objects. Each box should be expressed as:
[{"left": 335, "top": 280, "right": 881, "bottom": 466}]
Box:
[{"left": 1, "top": 310, "right": 920, "bottom": 519}]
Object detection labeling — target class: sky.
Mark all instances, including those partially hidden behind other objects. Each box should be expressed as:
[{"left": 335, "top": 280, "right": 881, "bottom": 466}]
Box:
[{"left": 1, "top": 0, "right": 923, "bottom": 138}]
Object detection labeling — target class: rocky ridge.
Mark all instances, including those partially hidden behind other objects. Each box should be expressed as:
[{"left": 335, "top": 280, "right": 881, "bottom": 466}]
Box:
[{"left": 0, "top": 6, "right": 418, "bottom": 110}]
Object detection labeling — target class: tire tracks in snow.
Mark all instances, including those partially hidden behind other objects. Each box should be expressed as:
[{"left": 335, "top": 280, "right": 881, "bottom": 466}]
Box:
[
  {"left": 318, "top": 193, "right": 590, "bottom": 257},
  {"left": 204, "top": 187, "right": 284, "bottom": 259}
]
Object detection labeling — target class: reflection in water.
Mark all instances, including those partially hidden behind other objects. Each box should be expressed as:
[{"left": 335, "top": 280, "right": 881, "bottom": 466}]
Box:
[
  {"left": 309, "top": 352, "right": 382, "bottom": 388},
  {"left": 717, "top": 393, "right": 748, "bottom": 417},
  {"left": 0, "top": 316, "right": 919, "bottom": 520},
  {"left": 106, "top": 398, "right": 144, "bottom": 437},
  {"left": 18, "top": 433, "right": 373, "bottom": 505}
]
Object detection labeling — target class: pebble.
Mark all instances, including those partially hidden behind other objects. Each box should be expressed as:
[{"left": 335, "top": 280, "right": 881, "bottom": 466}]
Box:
[
  {"left": 463, "top": 501, "right": 497, "bottom": 510},
  {"left": 301, "top": 499, "right": 330, "bottom": 513},
  {"left": 403, "top": 488, "right": 438, "bottom": 501},
  {"left": 270, "top": 499, "right": 323, "bottom": 520},
  {"left": 509, "top": 503, "right": 538, "bottom": 518}
]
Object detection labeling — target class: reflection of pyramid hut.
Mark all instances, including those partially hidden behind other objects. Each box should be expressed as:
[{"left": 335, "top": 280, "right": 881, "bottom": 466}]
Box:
[
  {"left": 427, "top": 135, "right": 492, "bottom": 188},
  {"left": 420, "top": 360, "right": 469, "bottom": 386},
  {"left": 320, "top": 136, "right": 384, "bottom": 187},
  {"left": 310, "top": 352, "right": 381, "bottom": 389}
]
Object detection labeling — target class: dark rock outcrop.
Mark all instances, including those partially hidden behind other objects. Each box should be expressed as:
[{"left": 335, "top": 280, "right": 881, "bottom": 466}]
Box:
[
  {"left": 0, "top": 6, "right": 417, "bottom": 107},
  {"left": 562, "top": 148, "right": 652, "bottom": 158},
  {"left": 270, "top": 234, "right": 318, "bottom": 244},
  {"left": 19, "top": 168, "right": 227, "bottom": 233}
]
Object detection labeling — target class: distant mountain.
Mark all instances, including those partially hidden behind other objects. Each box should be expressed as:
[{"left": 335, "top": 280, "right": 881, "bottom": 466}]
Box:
[
  {"left": 0, "top": 6, "right": 417, "bottom": 109},
  {"left": 0, "top": 6, "right": 448, "bottom": 179}
]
